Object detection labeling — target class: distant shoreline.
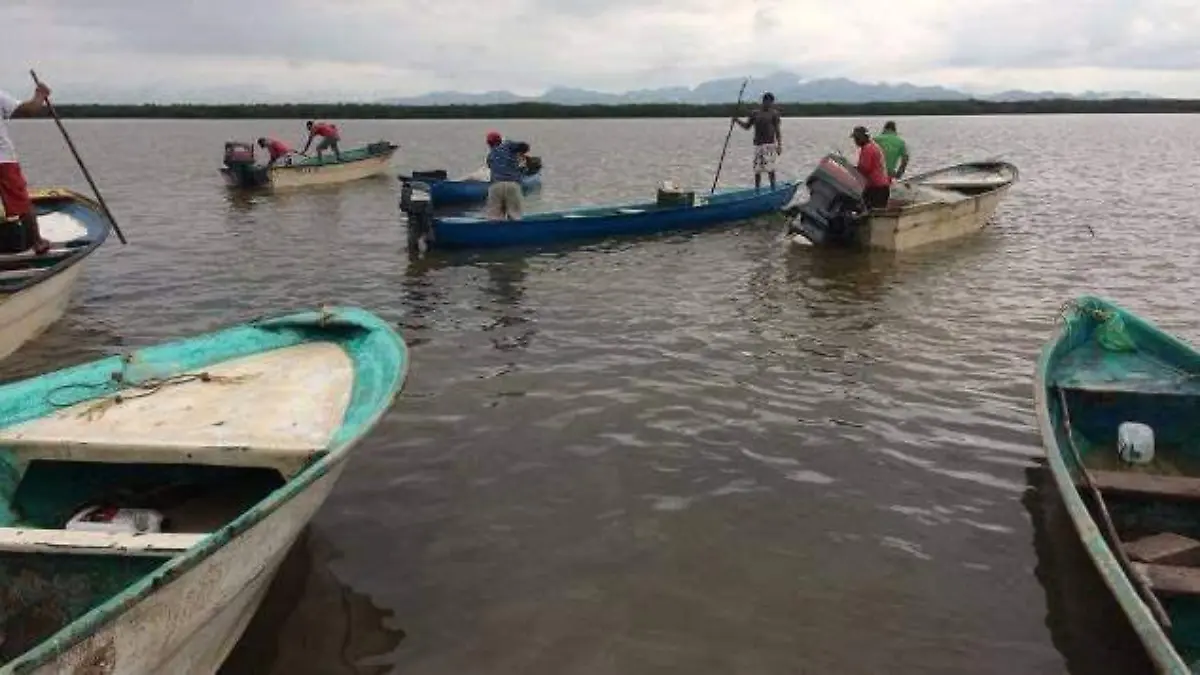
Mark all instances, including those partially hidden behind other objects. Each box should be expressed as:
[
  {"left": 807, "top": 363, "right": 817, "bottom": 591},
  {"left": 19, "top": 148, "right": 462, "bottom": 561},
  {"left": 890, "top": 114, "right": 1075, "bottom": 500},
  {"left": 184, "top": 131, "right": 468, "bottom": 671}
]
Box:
[{"left": 49, "top": 98, "right": 1200, "bottom": 119}]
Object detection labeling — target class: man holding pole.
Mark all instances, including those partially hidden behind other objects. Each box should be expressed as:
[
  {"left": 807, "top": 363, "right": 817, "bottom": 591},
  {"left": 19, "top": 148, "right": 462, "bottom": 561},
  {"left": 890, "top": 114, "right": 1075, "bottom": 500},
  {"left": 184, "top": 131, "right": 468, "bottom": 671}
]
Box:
[
  {"left": 733, "top": 92, "right": 783, "bottom": 191},
  {"left": 0, "top": 81, "right": 52, "bottom": 254}
]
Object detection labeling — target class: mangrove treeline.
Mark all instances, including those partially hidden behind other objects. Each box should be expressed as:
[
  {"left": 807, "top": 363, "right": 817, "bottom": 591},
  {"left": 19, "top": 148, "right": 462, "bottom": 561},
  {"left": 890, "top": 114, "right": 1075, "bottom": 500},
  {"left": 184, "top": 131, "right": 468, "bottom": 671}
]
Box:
[{"left": 49, "top": 98, "right": 1200, "bottom": 120}]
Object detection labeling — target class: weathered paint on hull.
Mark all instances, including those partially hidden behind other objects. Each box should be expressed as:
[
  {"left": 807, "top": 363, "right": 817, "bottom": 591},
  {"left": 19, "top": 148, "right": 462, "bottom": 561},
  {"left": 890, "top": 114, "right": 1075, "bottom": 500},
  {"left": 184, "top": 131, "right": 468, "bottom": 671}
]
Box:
[
  {"left": 857, "top": 185, "right": 1012, "bottom": 251},
  {"left": 266, "top": 151, "right": 397, "bottom": 189},
  {"left": 22, "top": 461, "right": 348, "bottom": 675},
  {"left": 0, "top": 264, "right": 85, "bottom": 363}
]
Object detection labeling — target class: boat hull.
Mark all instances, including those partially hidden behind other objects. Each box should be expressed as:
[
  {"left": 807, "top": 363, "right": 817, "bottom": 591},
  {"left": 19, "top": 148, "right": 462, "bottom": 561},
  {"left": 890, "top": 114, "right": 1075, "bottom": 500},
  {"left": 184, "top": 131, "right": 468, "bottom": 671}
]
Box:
[
  {"left": 1035, "top": 296, "right": 1200, "bottom": 673},
  {"left": 857, "top": 181, "right": 1014, "bottom": 251},
  {"left": 0, "top": 189, "right": 112, "bottom": 362},
  {"left": 425, "top": 182, "right": 798, "bottom": 250},
  {"left": 426, "top": 173, "right": 542, "bottom": 206}
]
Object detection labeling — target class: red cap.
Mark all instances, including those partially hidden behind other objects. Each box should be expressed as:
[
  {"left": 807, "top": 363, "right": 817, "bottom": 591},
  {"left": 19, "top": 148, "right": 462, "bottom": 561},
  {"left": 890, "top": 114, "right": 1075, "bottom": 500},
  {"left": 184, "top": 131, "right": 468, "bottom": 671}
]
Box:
[{"left": 486, "top": 130, "right": 502, "bottom": 144}]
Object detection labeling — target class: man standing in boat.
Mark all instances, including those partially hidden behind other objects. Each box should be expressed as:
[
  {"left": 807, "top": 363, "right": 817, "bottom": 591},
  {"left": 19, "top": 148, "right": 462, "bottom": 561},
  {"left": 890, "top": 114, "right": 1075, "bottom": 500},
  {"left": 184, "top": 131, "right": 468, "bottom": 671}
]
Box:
[
  {"left": 875, "top": 121, "right": 909, "bottom": 180},
  {"left": 733, "top": 92, "right": 782, "bottom": 191},
  {"left": 301, "top": 120, "right": 342, "bottom": 163},
  {"left": 0, "top": 82, "right": 52, "bottom": 255},
  {"left": 257, "top": 137, "right": 295, "bottom": 168},
  {"left": 484, "top": 131, "right": 531, "bottom": 221},
  {"left": 851, "top": 126, "right": 891, "bottom": 209}
]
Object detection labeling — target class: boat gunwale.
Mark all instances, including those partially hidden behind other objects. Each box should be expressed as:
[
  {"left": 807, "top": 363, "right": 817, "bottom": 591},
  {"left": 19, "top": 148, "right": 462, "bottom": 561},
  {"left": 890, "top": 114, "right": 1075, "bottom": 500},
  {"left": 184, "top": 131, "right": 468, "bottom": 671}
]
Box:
[
  {"left": 0, "top": 305, "right": 408, "bottom": 673},
  {"left": 3, "top": 188, "right": 113, "bottom": 295},
  {"left": 1033, "top": 294, "right": 1192, "bottom": 673}
]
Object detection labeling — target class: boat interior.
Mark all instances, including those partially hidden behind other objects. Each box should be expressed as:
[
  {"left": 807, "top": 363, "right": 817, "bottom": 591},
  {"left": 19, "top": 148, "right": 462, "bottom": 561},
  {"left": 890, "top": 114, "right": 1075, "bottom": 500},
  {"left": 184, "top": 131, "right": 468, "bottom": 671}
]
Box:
[
  {"left": 1050, "top": 311, "right": 1200, "bottom": 658},
  {"left": 886, "top": 162, "right": 1017, "bottom": 209},
  {"left": 0, "top": 200, "right": 104, "bottom": 294},
  {"left": 0, "top": 341, "right": 354, "bottom": 663}
]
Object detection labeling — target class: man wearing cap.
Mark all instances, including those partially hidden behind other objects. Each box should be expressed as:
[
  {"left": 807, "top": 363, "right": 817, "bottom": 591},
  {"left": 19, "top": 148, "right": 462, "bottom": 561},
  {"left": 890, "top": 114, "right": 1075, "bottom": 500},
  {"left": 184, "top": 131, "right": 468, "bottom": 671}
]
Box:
[
  {"left": 851, "top": 126, "right": 890, "bottom": 209},
  {"left": 484, "top": 131, "right": 531, "bottom": 221},
  {"left": 734, "top": 92, "right": 782, "bottom": 190},
  {"left": 257, "top": 137, "right": 295, "bottom": 168},
  {"left": 301, "top": 120, "right": 342, "bottom": 163},
  {"left": 0, "top": 81, "right": 53, "bottom": 255},
  {"left": 875, "top": 121, "right": 909, "bottom": 180}
]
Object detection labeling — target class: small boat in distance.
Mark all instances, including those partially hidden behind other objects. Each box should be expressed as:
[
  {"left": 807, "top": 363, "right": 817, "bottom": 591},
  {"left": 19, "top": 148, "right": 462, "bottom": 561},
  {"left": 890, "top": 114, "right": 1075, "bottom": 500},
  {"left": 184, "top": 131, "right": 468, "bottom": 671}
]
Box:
[
  {"left": 787, "top": 154, "right": 1018, "bottom": 251},
  {"left": 0, "top": 188, "right": 112, "bottom": 362},
  {"left": 399, "top": 156, "right": 544, "bottom": 207},
  {"left": 0, "top": 306, "right": 408, "bottom": 674},
  {"left": 1035, "top": 295, "right": 1200, "bottom": 673},
  {"left": 400, "top": 181, "right": 799, "bottom": 251},
  {"left": 220, "top": 140, "right": 399, "bottom": 189}
]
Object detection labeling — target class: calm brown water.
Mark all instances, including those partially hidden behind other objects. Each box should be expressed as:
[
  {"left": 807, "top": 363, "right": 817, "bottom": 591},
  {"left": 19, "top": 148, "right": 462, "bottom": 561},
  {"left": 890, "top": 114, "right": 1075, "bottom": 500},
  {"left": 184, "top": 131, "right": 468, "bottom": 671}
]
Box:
[{"left": 7, "top": 114, "right": 1199, "bottom": 674}]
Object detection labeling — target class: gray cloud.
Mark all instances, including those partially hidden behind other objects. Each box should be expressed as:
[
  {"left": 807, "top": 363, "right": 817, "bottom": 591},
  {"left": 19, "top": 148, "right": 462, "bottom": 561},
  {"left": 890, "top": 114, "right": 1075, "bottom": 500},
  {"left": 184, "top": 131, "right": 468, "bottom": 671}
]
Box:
[{"left": 2, "top": 0, "right": 1199, "bottom": 101}]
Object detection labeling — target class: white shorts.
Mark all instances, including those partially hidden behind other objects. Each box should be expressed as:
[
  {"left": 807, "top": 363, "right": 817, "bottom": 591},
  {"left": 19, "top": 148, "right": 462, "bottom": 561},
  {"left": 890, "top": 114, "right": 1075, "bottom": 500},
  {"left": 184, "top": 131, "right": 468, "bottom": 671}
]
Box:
[{"left": 753, "top": 144, "right": 778, "bottom": 175}]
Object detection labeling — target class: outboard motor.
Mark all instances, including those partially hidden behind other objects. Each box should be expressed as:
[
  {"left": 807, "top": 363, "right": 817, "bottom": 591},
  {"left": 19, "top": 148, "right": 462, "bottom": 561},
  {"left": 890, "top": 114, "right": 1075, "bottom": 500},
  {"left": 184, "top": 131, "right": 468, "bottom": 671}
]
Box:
[
  {"left": 399, "top": 180, "right": 435, "bottom": 256},
  {"left": 785, "top": 153, "right": 869, "bottom": 245},
  {"left": 222, "top": 141, "right": 270, "bottom": 188}
]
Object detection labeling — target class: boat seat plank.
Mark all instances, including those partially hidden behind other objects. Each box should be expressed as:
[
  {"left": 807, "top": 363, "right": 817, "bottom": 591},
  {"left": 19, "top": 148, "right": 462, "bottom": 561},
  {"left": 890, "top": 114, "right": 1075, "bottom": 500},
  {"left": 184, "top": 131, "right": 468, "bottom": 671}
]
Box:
[
  {"left": 0, "top": 527, "right": 205, "bottom": 557},
  {"left": 0, "top": 343, "right": 353, "bottom": 469},
  {"left": 1051, "top": 346, "right": 1200, "bottom": 396},
  {"left": 1091, "top": 470, "right": 1200, "bottom": 501},
  {"left": 1124, "top": 532, "right": 1200, "bottom": 566},
  {"left": 1133, "top": 562, "right": 1200, "bottom": 596}
]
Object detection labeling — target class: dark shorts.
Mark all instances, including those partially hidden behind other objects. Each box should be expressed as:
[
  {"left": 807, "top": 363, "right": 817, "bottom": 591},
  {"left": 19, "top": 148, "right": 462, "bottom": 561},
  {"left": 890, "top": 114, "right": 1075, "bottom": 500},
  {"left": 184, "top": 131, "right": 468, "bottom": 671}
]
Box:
[
  {"left": 0, "top": 163, "right": 33, "bottom": 218},
  {"left": 863, "top": 185, "right": 890, "bottom": 210}
]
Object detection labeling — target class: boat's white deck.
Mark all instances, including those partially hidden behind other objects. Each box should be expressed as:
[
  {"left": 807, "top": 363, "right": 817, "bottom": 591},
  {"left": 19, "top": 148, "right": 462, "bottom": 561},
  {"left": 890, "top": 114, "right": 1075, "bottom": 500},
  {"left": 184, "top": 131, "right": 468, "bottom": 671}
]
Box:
[{"left": 0, "top": 342, "right": 354, "bottom": 458}]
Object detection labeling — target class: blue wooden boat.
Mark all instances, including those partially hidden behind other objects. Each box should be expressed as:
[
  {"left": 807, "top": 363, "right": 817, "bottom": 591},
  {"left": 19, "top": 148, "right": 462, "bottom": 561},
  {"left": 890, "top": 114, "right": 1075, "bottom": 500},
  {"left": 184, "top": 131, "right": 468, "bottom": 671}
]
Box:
[
  {"left": 0, "top": 306, "right": 407, "bottom": 674},
  {"left": 402, "top": 182, "right": 798, "bottom": 250},
  {"left": 1036, "top": 296, "right": 1200, "bottom": 673},
  {"left": 399, "top": 160, "right": 543, "bottom": 207}
]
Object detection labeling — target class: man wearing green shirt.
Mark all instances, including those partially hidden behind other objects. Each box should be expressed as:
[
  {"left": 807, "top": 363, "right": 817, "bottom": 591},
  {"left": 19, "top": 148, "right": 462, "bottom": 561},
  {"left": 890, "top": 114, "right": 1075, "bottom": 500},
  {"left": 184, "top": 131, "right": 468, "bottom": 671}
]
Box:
[{"left": 875, "top": 121, "right": 909, "bottom": 180}]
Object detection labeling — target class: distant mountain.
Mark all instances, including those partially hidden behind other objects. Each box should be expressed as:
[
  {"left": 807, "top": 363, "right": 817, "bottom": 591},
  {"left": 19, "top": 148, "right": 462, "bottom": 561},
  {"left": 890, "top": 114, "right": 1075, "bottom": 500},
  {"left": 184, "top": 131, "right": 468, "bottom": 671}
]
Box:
[{"left": 379, "top": 71, "right": 1157, "bottom": 106}]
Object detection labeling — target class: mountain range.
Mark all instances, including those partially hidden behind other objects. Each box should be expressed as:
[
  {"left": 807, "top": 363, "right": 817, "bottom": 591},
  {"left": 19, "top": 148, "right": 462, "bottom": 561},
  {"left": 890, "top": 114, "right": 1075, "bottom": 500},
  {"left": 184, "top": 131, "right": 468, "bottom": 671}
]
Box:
[{"left": 380, "top": 71, "right": 1154, "bottom": 106}]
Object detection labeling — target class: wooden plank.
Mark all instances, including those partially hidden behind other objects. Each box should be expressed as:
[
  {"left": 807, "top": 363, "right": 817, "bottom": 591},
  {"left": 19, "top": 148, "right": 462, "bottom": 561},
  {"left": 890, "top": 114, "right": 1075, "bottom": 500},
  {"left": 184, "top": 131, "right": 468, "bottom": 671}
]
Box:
[
  {"left": 1124, "top": 532, "right": 1200, "bottom": 565},
  {"left": 0, "top": 527, "right": 205, "bottom": 557},
  {"left": 1091, "top": 470, "right": 1200, "bottom": 501},
  {"left": 1134, "top": 562, "right": 1200, "bottom": 596}
]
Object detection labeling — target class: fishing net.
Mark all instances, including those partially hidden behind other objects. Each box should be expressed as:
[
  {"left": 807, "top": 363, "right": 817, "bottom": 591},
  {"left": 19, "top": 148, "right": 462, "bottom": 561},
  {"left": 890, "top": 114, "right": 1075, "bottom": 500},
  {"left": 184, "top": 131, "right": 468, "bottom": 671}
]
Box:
[{"left": 1061, "top": 300, "right": 1137, "bottom": 352}]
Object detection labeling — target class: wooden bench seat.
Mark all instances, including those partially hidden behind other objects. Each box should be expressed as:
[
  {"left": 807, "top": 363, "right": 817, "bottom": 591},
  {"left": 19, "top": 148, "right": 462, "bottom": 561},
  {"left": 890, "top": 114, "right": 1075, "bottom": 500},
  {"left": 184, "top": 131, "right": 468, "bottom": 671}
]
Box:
[
  {"left": 1091, "top": 470, "right": 1200, "bottom": 501},
  {"left": 1124, "top": 532, "right": 1200, "bottom": 566},
  {"left": 0, "top": 527, "right": 205, "bottom": 557},
  {"left": 1133, "top": 562, "right": 1200, "bottom": 597}
]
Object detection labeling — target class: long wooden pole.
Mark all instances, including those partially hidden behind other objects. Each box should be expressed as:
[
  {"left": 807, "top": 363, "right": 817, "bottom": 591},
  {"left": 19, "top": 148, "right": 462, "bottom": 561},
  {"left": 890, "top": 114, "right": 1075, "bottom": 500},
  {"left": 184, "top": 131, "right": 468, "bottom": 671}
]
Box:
[
  {"left": 710, "top": 78, "right": 749, "bottom": 195},
  {"left": 29, "top": 70, "right": 127, "bottom": 245}
]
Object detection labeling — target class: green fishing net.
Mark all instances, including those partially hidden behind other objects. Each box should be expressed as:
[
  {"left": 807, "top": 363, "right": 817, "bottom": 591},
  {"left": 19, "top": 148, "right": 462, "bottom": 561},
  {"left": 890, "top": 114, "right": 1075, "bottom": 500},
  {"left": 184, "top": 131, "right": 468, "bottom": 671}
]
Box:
[{"left": 1092, "top": 309, "right": 1138, "bottom": 352}]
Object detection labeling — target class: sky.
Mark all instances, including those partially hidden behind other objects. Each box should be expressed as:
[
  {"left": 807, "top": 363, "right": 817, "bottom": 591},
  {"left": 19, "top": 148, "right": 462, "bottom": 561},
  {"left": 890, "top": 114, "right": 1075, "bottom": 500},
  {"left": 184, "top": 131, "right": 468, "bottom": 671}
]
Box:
[{"left": 2, "top": 0, "right": 1199, "bottom": 103}]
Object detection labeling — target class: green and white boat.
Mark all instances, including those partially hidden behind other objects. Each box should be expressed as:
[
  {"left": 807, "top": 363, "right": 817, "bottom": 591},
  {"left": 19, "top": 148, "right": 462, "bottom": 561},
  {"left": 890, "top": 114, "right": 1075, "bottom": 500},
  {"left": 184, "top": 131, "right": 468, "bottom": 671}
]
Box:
[
  {"left": 0, "top": 306, "right": 407, "bottom": 674},
  {"left": 1036, "top": 296, "right": 1200, "bottom": 673}
]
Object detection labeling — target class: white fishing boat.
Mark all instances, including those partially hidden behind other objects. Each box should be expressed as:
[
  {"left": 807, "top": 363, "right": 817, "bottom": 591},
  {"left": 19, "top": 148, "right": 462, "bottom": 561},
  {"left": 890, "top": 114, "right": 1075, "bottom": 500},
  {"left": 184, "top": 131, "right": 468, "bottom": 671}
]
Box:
[
  {"left": 0, "top": 188, "right": 112, "bottom": 362},
  {"left": 219, "top": 140, "right": 399, "bottom": 190},
  {"left": 0, "top": 306, "right": 408, "bottom": 674}
]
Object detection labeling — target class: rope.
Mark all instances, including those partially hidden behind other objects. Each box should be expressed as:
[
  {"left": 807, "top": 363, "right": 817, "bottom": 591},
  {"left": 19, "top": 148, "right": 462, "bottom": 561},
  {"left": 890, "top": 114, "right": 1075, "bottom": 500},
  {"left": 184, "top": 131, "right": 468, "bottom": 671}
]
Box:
[{"left": 45, "top": 369, "right": 257, "bottom": 420}]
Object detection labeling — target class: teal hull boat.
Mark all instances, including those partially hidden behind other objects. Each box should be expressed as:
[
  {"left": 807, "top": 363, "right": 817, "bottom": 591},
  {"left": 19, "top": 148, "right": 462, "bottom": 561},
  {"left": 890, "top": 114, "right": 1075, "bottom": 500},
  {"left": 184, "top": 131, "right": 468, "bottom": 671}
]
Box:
[
  {"left": 0, "top": 306, "right": 407, "bottom": 674},
  {"left": 1036, "top": 296, "right": 1200, "bottom": 673}
]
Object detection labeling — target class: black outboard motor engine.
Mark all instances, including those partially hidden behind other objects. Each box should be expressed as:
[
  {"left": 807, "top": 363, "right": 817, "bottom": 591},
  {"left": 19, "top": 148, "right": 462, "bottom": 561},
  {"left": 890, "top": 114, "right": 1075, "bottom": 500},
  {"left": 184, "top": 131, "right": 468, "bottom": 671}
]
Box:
[
  {"left": 399, "top": 180, "right": 435, "bottom": 256},
  {"left": 222, "top": 141, "right": 270, "bottom": 188},
  {"left": 786, "top": 153, "right": 869, "bottom": 245}
]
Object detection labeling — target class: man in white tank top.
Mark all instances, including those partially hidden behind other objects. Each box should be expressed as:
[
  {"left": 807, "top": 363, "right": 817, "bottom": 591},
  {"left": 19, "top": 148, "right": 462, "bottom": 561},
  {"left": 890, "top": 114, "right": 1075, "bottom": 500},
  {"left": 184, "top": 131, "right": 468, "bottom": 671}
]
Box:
[{"left": 0, "top": 80, "right": 53, "bottom": 254}]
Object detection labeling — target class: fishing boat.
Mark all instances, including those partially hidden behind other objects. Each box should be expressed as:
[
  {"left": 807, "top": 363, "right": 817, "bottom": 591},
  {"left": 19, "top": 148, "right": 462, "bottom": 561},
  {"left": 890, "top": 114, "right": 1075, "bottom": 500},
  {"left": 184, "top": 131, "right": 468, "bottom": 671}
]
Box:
[
  {"left": 786, "top": 154, "right": 1018, "bottom": 251},
  {"left": 399, "top": 157, "right": 544, "bottom": 207},
  {"left": 399, "top": 181, "right": 799, "bottom": 251},
  {"left": 1035, "top": 295, "right": 1200, "bottom": 673},
  {"left": 0, "top": 306, "right": 407, "bottom": 674},
  {"left": 0, "top": 188, "right": 112, "bottom": 362},
  {"left": 219, "top": 140, "right": 399, "bottom": 189}
]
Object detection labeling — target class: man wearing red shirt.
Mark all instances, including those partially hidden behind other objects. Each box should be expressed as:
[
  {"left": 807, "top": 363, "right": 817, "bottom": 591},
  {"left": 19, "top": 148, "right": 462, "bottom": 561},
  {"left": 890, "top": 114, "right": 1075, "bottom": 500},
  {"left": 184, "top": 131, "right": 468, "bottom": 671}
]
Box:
[
  {"left": 851, "top": 125, "right": 891, "bottom": 209},
  {"left": 256, "top": 137, "right": 294, "bottom": 167},
  {"left": 301, "top": 120, "right": 342, "bottom": 162}
]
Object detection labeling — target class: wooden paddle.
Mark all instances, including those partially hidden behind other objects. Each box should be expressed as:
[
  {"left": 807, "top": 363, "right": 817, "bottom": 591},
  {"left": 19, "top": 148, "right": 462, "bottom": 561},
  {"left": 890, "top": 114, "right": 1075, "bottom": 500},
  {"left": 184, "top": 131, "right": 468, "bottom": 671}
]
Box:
[
  {"left": 1056, "top": 387, "right": 1171, "bottom": 629},
  {"left": 710, "top": 77, "right": 749, "bottom": 195},
  {"left": 29, "top": 70, "right": 127, "bottom": 245}
]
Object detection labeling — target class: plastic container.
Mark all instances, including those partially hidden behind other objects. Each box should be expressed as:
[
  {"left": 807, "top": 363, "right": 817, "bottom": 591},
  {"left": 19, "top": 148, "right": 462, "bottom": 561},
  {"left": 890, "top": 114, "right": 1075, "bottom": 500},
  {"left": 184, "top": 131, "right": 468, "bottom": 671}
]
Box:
[
  {"left": 1117, "top": 422, "right": 1155, "bottom": 465},
  {"left": 65, "top": 506, "right": 164, "bottom": 535}
]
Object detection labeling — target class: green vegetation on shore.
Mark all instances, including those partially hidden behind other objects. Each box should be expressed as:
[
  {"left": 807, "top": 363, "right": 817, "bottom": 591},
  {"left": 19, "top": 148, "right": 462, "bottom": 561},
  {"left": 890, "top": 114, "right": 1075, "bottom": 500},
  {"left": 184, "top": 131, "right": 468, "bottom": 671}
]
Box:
[{"left": 51, "top": 98, "right": 1200, "bottom": 120}]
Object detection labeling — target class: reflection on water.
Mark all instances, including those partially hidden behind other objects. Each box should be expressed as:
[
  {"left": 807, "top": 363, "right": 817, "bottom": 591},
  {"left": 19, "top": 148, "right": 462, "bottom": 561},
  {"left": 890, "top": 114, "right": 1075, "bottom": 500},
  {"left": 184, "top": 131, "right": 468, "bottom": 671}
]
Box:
[
  {"left": 1023, "top": 463, "right": 1153, "bottom": 674},
  {"left": 218, "top": 528, "right": 405, "bottom": 675}
]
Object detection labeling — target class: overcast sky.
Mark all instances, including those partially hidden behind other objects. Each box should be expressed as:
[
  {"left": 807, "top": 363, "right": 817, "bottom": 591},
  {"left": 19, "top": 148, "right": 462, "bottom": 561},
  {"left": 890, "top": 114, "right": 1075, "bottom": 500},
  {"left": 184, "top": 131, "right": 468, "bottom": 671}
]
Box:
[{"left": 3, "top": 0, "right": 1198, "bottom": 102}]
